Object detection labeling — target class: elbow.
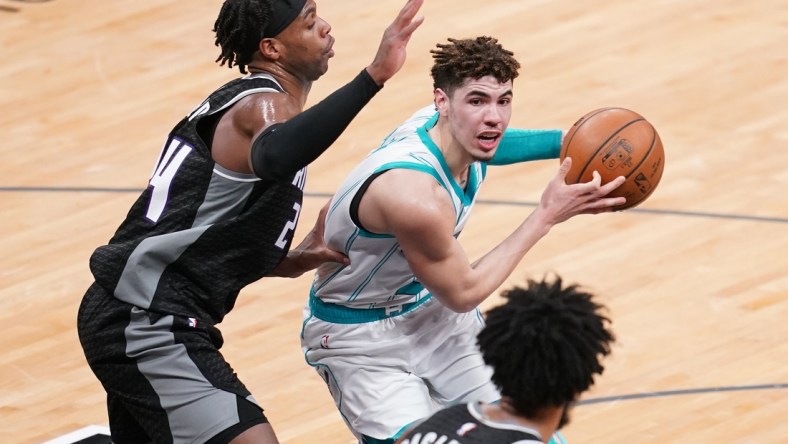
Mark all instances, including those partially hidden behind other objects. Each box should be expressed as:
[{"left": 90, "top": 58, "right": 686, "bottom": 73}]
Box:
[
  {"left": 252, "top": 145, "right": 290, "bottom": 182},
  {"left": 251, "top": 123, "right": 293, "bottom": 181},
  {"left": 436, "top": 295, "right": 478, "bottom": 313}
]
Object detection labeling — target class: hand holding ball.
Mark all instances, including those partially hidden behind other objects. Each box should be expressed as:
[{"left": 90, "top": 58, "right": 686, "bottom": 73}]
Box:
[{"left": 560, "top": 108, "right": 665, "bottom": 210}]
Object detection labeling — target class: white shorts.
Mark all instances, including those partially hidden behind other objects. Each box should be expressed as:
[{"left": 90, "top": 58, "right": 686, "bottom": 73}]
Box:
[{"left": 300, "top": 296, "right": 500, "bottom": 442}]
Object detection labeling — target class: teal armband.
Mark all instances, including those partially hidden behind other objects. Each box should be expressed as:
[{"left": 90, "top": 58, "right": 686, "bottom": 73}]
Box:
[{"left": 489, "top": 128, "right": 562, "bottom": 165}]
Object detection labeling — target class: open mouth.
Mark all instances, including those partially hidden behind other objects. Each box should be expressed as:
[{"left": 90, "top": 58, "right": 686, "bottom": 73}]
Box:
[{"left": 477, "top": 132, "right": 501, "bottom": 150}]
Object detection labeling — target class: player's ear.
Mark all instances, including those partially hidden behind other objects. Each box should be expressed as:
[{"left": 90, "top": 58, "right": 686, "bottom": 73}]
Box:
[
  {"left": 259, "top": 38, "right": 282, "bottom": 60},
  {"left": 433, "top": 88, "right": 449, "bottom": 116}
]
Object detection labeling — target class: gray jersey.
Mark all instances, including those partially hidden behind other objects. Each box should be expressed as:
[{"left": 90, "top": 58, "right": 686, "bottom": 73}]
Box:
[{"left": 89, "top": 73, "right": 306, "bottom": 325}]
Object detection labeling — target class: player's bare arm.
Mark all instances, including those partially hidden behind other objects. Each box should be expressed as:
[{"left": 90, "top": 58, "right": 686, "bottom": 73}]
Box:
[
  {"left": 211, "top": 92, "right": 301, "bottom": 173},
  {"left": 360, "top": 160, "right": 627, "bottom": 313},
  {"left": 357, "top": 170, "right": 482, "bottom": 312}
]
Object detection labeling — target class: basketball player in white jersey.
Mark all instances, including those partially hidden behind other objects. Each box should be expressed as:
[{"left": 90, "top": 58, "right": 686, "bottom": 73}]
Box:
[{"left": 300, "top": 36, "right": 626, "bottom": 444}]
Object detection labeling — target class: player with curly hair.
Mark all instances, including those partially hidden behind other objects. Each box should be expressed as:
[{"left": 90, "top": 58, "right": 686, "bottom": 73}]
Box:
[
  {"left": 397, "top": 276, "right": 615, "bottom": 443},
  {"left": 301, "top": 36, "right": 625, "bottom": 444}
]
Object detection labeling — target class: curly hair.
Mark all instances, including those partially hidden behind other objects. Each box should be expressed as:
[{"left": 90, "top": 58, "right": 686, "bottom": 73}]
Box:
[
  {"left": 477, "top": 276, "right": 615, "bottom": 417},
  {"left": 430, "top": 36, "right": 521, "bottom": 95},
  {"left": 213, "top": 0, "right": 273, "bottom": 74}
]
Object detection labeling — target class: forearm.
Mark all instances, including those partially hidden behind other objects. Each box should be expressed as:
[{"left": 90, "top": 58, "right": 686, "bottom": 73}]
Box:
[
  {"left": 268, "top": 250, "right": 309, "bottom": 278},
  {"left": 436, "top": 211, "right": 553, "bottom": 312},
  {"left": 488, "top": 128, "right": 562, "bottom": 166},
  {"left": 251, "top": 69, "right": 382, "bottom": 181}
]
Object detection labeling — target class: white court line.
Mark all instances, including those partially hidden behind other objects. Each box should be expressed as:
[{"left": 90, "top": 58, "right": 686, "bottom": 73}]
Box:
[{"left": 42, "top": 425, "right": 110, "bottom": 444}]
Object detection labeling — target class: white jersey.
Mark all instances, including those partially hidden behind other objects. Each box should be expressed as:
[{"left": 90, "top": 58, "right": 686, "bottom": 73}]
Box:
[{"left": 312, "top": 105, "right": 487, "bottom": 309}]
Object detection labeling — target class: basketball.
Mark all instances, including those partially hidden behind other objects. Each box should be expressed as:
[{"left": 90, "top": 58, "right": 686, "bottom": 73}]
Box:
[{"left": 560, "top": 107, "right": 665, "bottom": 210}]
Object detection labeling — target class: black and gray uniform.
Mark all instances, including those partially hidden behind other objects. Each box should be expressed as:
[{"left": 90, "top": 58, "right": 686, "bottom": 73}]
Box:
[
  {"left": 399, "top": 403, "right": 544, "bottom": 444},
  {"left": 77, "top": 69, "right": 381, "bottom": 444}
]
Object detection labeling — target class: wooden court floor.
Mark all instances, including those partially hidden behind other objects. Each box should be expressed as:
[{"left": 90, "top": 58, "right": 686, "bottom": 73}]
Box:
[{"left": 1, "top": 0, "right": 786, "bottom": 442}]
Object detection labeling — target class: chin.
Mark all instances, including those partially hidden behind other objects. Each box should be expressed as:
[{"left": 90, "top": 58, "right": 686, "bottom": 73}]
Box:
[{"left": 472, "top": 151, "right": 496, "bottom": 162}]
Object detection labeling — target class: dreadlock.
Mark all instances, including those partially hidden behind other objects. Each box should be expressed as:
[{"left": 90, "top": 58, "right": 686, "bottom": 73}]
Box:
[
  {"left": 213, "top": 0, "right": 273, "bottom": 74},
  {"left": 430, "top": 36, "right": 521, "bottom": 95},
  {"left": 477, "top": 276, "right": 615, "bottom": 418}
]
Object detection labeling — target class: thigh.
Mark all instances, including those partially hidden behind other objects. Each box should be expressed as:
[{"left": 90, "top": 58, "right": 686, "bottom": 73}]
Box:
[
  {"left": 314, "top": 360, "right": 434, "bottom": 441},
  {"left": 124, "top": 307, "right": 265, "bottom": 443},
  {"left": 107, "top": 393, "right": 153, "bottom": 444},
  {"left": 80, "top": 288, "right": 265, "bottom": 444},
  {"left": 418, "top": 309, "right": 500, "bottom": 406},
  {"left": 303, "top": 316, "right": 434, "bottom": 441}
]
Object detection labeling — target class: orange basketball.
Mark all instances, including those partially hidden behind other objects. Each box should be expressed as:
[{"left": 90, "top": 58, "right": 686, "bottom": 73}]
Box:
[{"left": 560, "top": 107, "right": 665, "bottom": 210}]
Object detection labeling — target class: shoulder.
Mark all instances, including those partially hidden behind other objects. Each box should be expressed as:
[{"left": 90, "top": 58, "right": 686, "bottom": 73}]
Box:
[
  {"left": 369, "top": 169, "right": 452, "bottom": 215},
  {"left": 362, "top": 169, "right": 455, "bottom": 237},
  {"left": 229, "top": 91, "right": 301, "bottom": 138}
]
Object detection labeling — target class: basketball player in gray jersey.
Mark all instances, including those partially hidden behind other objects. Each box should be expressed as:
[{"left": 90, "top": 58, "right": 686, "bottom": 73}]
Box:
[
  {"left": 301, "top": 37, "right": 625, "bottom": 444},
  {"left": 396, "top": 277, "right": 615, "bottom": 444},
  {"left": 77, "top": 1, "right": 424, "bottom": 443}
]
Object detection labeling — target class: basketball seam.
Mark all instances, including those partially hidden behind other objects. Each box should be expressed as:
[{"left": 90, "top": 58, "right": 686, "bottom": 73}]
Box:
[
  {"left": 620, "top": 122, "right": 657, "bottom": 203},
  {"left": 574, "top": 117, "right": 645, "bottom": 183},
  {"left": 622, "top": 123, "right": 663, "bottom": 208},
  {"left": 562, "top": 107, "right": 620, "bottom": 169}
]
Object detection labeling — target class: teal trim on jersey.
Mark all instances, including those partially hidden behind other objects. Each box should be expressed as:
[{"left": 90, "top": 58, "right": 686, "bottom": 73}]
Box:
[
  {"left": 373, "top": 161, "right": 449, "bottom": 194},
  {"left": 313, "top": 230, "right": 357, "bottom": 293},
  {"left": 372, "top": 110, "right": 436, "bottom": 155},
  {"left": 300, "top": 313, "right": 311, "bottom": 340},
  {"left": 344, "top": 227, "right": 360, "bottom": 255},
  {"left": 416, "top": 117, "right": 482, "bottom": 208},
  {"left": 348, "top": 244, "right": 400, "bottom": 302},
  {"left": 360, "top": 420, "right": 413, "bottom": 444},
  {"left": 464, "top": 164, "right": 481, "bottom": 203},
  {"left": 369, "top": 160, "right": 461, "bottom": 223},
  {"left": 395, "top": 280, "right": 424, "bottom": 296},
  {"left": 314, "top": 263, "right": 349, "bottom": 293},
  {"left": 475, "top": 307, "right": 485, "bottom": 325},
  {"left": 309, "top": 287, "right": 432, "bottom": 324},
  {"left": 549, "top": 431, "right": 569, "bottom": 444},
  {"left": 357, "top": 229, "right": 394, "bottom": 239},
  {"left": 391, "top": 421, "right": 416, "bottom": 441}
]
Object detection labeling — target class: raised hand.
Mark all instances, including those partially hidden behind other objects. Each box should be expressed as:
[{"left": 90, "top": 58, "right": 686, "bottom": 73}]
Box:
[{"left": 366, "top": 0, "right": 425, "bottom": 85}]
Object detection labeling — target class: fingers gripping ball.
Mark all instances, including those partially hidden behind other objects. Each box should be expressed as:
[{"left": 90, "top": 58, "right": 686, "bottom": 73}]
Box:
[{"left": 560, "top": 107, "right": 665, "bottom": 210}]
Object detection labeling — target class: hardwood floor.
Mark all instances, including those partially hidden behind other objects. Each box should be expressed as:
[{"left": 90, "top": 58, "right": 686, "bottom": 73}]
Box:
[{"left": 1, "top": 0, "right": 786, "bottom": 442}]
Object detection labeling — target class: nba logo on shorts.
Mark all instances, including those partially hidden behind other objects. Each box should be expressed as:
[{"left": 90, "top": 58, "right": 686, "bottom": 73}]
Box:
[{"left": 320, "top": 334, "right": 330, "bottom": 349}]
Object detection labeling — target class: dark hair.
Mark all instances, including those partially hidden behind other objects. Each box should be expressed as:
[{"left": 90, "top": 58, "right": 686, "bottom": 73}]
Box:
[
  {"left": 430, "top": 36, "right": 521, "bottom": 95},
  {"left": 477, "top": 276, "right": 614, "bottom": 417},
  {"left": 213, "top": 0, "right": 273, "bottom": 74}
]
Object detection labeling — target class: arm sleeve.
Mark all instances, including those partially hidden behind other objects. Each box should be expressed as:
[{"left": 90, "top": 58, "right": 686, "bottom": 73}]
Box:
[
  {"left": 251, "top": 69, "right": 382, "bottom": 181},
  {"left": 488, "top": 128, "right": 563, "bottom": 165}
]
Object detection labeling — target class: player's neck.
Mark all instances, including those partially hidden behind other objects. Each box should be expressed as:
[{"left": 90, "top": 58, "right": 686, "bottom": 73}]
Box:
[
  {"left": 247, "top": 62, "right": 312, "bottom": 108},
  {"left": 427, "top": 120, "right": 473, "bottom": 185},
  {"left": 483, "top": 400, "right": 562, "bottom": 443}
]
